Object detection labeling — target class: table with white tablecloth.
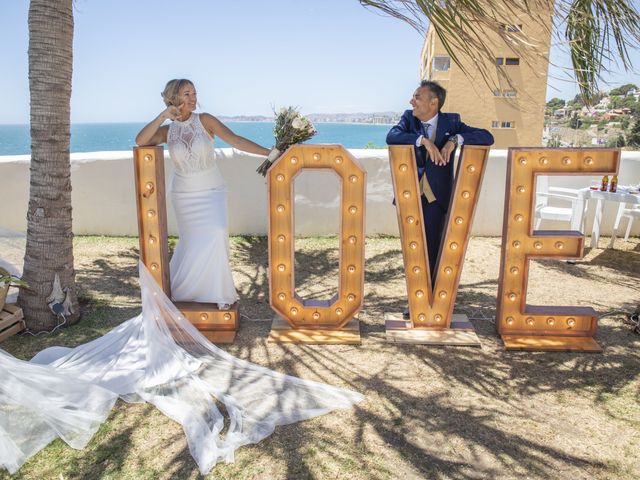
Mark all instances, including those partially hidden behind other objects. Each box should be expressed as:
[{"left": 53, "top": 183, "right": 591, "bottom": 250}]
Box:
[{"left": 573, "top": 187, "right": 640, "bottom": 247}]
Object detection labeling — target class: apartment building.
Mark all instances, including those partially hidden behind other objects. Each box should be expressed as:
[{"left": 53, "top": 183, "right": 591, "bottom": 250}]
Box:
[{"left": 420, "top": 11, "right": 552, "bottom": 148}]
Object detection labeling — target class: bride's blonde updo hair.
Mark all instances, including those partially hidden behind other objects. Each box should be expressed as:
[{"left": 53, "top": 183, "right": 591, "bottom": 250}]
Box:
[{"left": 161, "top": 79, "right": 195, "bottom": 107}]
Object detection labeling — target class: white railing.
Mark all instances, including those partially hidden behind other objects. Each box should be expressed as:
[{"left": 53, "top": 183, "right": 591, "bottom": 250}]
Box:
[{"left": 2, "top": 149, "right": 639, "bottom": 237}]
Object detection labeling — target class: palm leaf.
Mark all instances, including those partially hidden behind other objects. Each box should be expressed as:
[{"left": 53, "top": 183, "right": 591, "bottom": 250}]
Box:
[{"left": 359, "top": 0, "right": 640, "bottom": 104}]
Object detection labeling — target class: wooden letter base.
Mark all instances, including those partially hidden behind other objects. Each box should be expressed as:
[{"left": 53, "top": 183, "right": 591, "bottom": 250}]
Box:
[
  {"left": 500, "top": 307, "right": 602, "bottom": 352},
  {"left": 501, "top": 335, "right": 602, "bottom": 352},
  {"left": 385, "top": 313, "right": 481, "bottom": 347},
  {"left": 268, "top": 316, "right": 361, "bottom": 344},
  {"left": 174, "top": 302, "right": 239, "bottom": 344}
]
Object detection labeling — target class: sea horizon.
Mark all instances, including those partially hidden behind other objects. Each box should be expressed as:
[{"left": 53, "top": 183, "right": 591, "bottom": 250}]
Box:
[
  {"left": 0, "top": 120, "right": 395, "bottom": 156},
  {"left": 0, "top": 120, "right": 398, "bottom": 126}
]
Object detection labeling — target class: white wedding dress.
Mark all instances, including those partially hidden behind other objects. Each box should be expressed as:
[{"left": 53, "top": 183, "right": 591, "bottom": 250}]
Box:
[
  {"left": 167, "top": 112, "right": 238, "bottom": 305},
  {"left": 0, "top": 131, "right": 364, "bottom": 475}
]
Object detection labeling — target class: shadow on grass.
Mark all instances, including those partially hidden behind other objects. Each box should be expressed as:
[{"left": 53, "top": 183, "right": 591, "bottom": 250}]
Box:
[
  {"left": 3, "top": 236, "right": 639, "bottom": 479},
  {"left": 533, "top": 242, "right": 640, "bottom": 288},
  {"left": 215, "top": 236, "right": 639, "bottom": 478}
]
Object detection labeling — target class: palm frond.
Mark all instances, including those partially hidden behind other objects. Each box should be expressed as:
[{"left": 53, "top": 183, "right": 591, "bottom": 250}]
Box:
[{"left": 360, "top": 0, "right": 640, "bottom": 104}]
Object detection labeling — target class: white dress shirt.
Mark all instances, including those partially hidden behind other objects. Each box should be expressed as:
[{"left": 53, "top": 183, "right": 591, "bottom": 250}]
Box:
[{"left": 415, "top": 113, "right": 464, "bottom": 147}]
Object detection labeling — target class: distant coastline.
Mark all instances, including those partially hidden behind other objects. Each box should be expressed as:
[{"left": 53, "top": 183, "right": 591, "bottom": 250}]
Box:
[
  {"left": 218, "top": 111, "right": 402, "bottom": 125},
  {"left": 0, "top": 113, "right": 402, "bottom": 128}
]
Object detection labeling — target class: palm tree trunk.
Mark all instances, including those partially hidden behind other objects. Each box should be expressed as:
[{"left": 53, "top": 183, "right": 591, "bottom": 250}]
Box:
[{"left": 20, "top": 0, "right": 80, "bottom": 330}]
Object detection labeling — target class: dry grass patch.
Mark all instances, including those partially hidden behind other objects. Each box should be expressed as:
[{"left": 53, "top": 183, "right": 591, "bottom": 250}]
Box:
[{"left": 1, "top": 235, "right": 639, "bottom": 480}]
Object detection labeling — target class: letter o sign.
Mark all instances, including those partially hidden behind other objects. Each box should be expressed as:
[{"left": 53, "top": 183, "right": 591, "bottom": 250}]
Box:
[{"left": 268, "top": 145, "right": 366, "bottom": 329}]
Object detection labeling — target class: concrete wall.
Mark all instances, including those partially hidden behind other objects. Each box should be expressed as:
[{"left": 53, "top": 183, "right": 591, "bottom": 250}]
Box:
[{"left": 1, "top": 149, "right": 639, "bottom": 237}]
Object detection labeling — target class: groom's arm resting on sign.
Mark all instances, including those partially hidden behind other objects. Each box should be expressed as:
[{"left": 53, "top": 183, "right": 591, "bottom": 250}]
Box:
[
  {"left": 387, "top": 110, "right": 493, "bottom": 167},
  {"left": 431, "top": 117, "right": 494, "bottom": 166},
  {"left": 386, "top": 112, "right": 443, "bottom": 166},
  {"left": 421, "top": 136, "right": 446, "bottom": 166},
  {"left": 386, "top": 109, "right": 421, "bottom": 146},
  {"left": 445, "top": 114, "right": 494, "bottom": 146},
  {"left": 199, "top": 114, "right": 270, "bottom": 157}
]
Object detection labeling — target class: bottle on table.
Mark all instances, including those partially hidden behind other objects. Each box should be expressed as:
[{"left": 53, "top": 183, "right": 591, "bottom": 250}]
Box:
[
  {"left": 609, "top": 175, "right": 618, "bottom": 193},
  {"left": 600, "top": 175, "right": 609, "bottom": 191}
]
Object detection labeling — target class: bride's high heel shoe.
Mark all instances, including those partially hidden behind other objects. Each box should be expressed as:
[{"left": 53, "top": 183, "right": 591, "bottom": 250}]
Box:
[{"left": 217, "top": 303, "right": 231, "bottom": 310}]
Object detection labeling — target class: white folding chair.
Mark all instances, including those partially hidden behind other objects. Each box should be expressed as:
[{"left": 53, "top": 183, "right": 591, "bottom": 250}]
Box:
[
  {"left": 610, "top": 203, "right": 640, "bottom": 245},
  {"left": 534, "top": 176, "right": 583, "bottom": 230}
]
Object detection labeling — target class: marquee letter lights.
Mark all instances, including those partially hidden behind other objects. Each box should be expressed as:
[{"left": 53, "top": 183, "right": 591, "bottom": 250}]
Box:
[
  {"left": 497, "top": 148, "right": 620, "bottom": 352},
  {"left": 133, "top": 147, "right": 239, "bottom": 343},
  {"left": 268, "top": 145, "right": 366, "bottom": 344},
  {"left": 386, "top": 145, "right": 490, "bottom": 345},
  {"left": 133, "top": 147, "right": 171, "bottom": 294}
]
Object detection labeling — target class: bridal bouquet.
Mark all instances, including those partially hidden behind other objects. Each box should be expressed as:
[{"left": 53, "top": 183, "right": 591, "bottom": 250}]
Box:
[{"left": 256, "top": 107, "right": 317, "bottom": 176}]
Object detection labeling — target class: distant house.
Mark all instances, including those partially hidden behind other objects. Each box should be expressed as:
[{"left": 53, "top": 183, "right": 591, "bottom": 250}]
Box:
[
  {"left": 603, "top": 108, "right": 631, "bottom": 120},
  {"left": 596, "top": 96, "right": 611, "bottom": 109},
  {"left": 580, "top": 106, "right": 603, "bottom": 117},
  {"left": 554, "top": 108, "right": 568, "bottom": 118}
]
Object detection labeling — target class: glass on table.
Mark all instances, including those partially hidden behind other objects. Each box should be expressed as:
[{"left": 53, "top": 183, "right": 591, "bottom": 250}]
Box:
[{"left": 589, "top": 179, "right": 601, "bottom": 190}]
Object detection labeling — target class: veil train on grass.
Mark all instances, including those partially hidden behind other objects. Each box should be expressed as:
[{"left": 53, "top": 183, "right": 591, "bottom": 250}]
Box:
[{"left": 0, "top": 229, "right": 364, "bottom": 475}]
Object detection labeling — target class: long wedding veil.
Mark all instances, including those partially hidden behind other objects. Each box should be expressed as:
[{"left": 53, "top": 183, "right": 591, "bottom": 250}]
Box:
[
  {"left": 1, "top": 229, "right": 118, "bottom": 474},
  {"left": 0, "top": 230, "right": 363, "bottom": 474}
]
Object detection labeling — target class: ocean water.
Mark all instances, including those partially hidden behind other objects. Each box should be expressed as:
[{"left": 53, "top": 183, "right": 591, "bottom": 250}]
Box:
[{"left": 0, "top": 121, "right": 392, "bottom": 156}]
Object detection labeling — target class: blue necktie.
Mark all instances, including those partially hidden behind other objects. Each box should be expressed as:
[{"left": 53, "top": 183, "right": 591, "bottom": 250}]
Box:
[
  {"left": 423, "top": 122, "right": 432, "bottom": 140},
  {"left": 419, "top": 123, "right": 437, "bottom": 203}
]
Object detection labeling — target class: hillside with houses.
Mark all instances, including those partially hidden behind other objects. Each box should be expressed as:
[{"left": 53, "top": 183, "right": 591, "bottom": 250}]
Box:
[{"left": 544, "top": 83, "right": 640, "bottom": 149}]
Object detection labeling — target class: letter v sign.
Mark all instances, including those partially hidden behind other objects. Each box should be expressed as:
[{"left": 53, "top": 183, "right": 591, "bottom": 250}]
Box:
[{"left": 385, "top": 145, "right": 490, "bottom": 345}]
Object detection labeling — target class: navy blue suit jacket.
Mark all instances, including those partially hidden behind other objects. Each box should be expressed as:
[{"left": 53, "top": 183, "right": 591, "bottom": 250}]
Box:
[{"left": 386, "top": 109, "right": 494, "bottom": 209}]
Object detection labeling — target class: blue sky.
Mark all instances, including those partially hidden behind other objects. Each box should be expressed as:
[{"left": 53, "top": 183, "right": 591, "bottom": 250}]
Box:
[{"left": 1, "top": 0, "right": 638, "bottom": 124}]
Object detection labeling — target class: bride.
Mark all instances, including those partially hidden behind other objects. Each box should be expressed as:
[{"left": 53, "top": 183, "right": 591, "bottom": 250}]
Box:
[
  {"left": 0, "top": 81, "right": 364, "bottom": 475},
  {"left": 135, "top": 78, "right": 270, "bottom": 307}
]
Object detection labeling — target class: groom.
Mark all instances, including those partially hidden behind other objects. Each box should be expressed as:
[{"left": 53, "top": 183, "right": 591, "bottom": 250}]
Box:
[{"left": 386, "top": 80, "right": 494, "bottom": 282}]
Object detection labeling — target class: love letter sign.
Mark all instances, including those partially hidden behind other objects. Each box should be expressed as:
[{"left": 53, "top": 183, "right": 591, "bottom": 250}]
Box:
[
  {"left": 385, "top": 145, "right": 490, "bottom": 346},
  {"left": 267, "top": 145, "right": 366, "bottom": 344},
  {"left": 497, "top": 148, "right": 619, "bottom": 351}
]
